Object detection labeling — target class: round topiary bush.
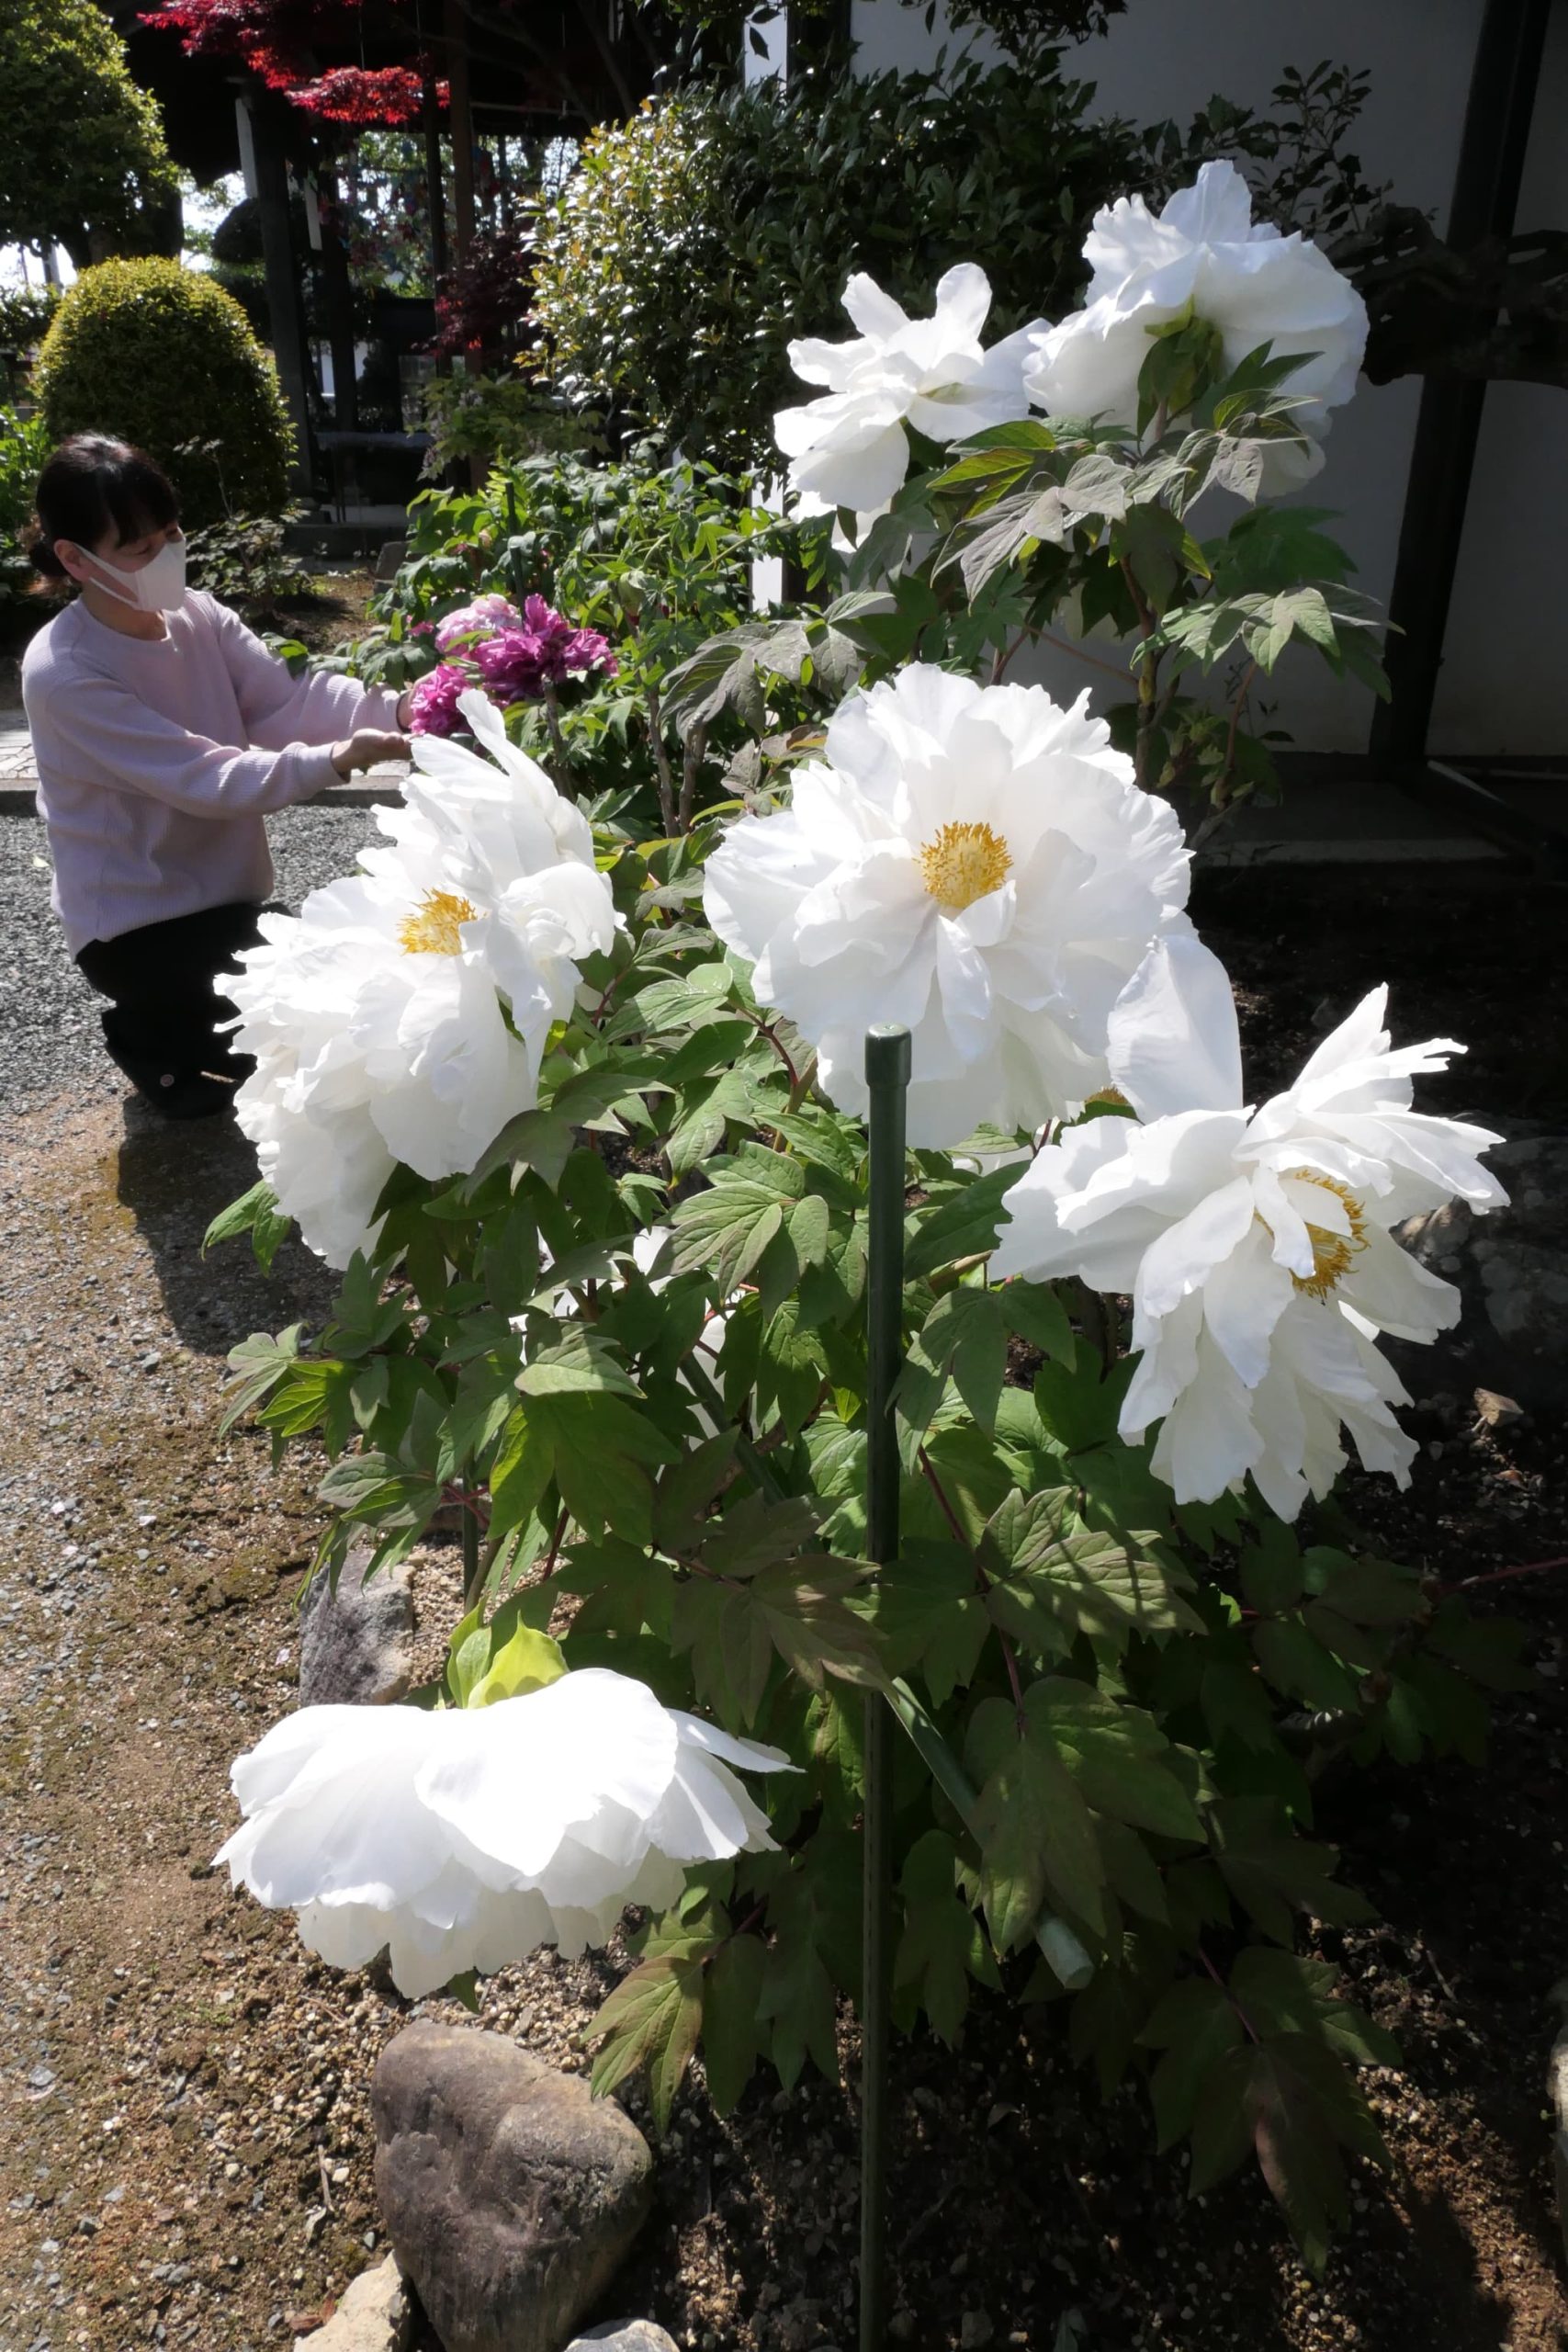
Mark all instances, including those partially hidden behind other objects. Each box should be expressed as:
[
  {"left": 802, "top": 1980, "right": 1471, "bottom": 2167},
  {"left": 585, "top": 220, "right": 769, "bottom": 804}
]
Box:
[{"left": 34, "top": 258, "right": 295, "bottom": 527}]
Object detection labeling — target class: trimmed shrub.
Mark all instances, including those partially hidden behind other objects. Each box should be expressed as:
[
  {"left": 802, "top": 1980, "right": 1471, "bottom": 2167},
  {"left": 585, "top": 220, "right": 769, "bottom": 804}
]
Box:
[{"left": 35, "top": 258, "right": 295, "bottom": 526}]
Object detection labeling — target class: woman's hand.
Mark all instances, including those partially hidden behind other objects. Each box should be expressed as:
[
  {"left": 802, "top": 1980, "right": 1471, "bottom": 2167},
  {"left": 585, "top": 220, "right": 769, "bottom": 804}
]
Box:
[{"left": 330, "top": 728, "right": 409, "bottom": 779}]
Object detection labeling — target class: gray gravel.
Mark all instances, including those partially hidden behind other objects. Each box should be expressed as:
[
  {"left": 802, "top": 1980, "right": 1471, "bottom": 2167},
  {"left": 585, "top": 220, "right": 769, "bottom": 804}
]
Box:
[{"left": 0, "top": 800, "right": 380, "bottom": 1117}]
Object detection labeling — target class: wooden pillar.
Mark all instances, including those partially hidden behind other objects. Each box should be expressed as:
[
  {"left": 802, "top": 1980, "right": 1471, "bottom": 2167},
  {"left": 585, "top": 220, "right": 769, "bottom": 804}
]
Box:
[
  {"left": 316, "top": 167, "right": 359, "bottom": 433},
  {"left": 446, "top": 0, "right": 477, "bottom": 266},
  {"left": 422, "top": 68, "right": 450, "bottom": 287},
  {"left": 244, "top": 93, "right": 312, "bottom": 492}
]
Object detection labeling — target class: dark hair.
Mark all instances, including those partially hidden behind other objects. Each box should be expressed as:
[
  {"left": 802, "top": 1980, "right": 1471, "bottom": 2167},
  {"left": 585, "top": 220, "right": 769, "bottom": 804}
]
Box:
[{"left": 28, "top": 435, "right": 181, "bottom": 583}]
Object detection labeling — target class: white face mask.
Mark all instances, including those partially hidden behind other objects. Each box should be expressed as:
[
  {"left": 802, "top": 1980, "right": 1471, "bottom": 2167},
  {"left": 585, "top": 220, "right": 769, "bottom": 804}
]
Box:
[{"left": 83, "top": 534, "right": 187, "bottom": 613}]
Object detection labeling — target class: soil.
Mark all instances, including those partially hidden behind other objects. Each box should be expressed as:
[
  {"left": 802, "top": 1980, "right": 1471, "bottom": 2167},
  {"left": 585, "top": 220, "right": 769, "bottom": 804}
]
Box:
[
  {"left": 250, "top": 569, "right": 378, "bottom": 662},
  {"left": 1, "top": 861, "right": 1564, "bottom": 2352}
]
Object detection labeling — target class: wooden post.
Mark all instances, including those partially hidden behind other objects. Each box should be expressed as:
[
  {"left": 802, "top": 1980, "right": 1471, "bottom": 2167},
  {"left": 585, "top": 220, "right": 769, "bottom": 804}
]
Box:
[
  {"left": 422, "top": 67, "right": 450, "bottom": 288},
  {"left": 316, "top": 167, "right": 359, "bottom": 434},
  {"left": 446, "top": 0, "right": 477, "bottom": 266},
  {"left": 244, "top": 93, "right": 312, "bottom": 494}
]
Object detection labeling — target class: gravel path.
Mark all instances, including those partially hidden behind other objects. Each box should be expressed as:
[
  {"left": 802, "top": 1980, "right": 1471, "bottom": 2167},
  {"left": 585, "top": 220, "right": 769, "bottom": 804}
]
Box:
[{"left": 0, "top": 802, "right": 380, "bottom": 1116}]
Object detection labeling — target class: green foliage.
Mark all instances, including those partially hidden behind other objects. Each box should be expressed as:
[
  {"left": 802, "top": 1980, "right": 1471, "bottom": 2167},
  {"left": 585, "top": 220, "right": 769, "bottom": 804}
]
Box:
[
  {"left": 676, "top": 339, "right": 1389, "bottom": 817},
  {"left": 209, "top": 115, "right": 1486, "bottom": 2267},
  {"left": 416, "top": 374, "right": 602, "bottom": 479},
  {"left": 0, "top": 285, "right": 62, "bottom": 358},
  {"left": 215, "top": 820, "right": 1517, "bottom": 2265},
  {"left": 35, "top": 260, "right": 294, "bottom": 529},
  {"left": 0, "top": 0, "right": 177, "bottom": 267},
  {"left": 338, "top": 449, "right": 816, "bottom": 827},
  {"left": 0, "top": 403, "right": 51, "bottom": 605},
  {"left": 185, "top": 507, "right": 310, "bottom": 611},
  {"left": 528, "top": 59, "right": 1145, "bottom": 471}
]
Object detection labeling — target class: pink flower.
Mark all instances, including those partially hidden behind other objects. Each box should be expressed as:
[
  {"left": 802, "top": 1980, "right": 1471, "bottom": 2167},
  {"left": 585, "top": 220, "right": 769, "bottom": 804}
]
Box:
[
  {"left": 406, "top": 662, "right": 469, "bottom": 737},
  {"left": 470, "top": 599, "right": 617, "bottom": 706},
  {"left": 434, "top": 594, "right": 523, "bottom": 653}
]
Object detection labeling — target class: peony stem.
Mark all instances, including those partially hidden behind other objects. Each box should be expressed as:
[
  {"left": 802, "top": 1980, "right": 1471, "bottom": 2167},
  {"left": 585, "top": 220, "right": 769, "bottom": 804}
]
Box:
[
  {"left": 1437, "top": 1553, "right": 1568, "bottom": 1598},
  {"left": 644, "top": 682, "right": 678, "bottom": 834},
  {"left": 678, "top": 719, "right": 708, "bottom": 833},
  {"left": 540, "top": 679, "right": 572, "bottom": 789}
]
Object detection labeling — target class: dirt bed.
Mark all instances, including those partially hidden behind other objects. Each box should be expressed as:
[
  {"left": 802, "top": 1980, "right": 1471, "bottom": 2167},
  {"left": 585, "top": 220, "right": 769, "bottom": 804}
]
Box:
[{"left": 0, "top": 863, "right": 1564, "bottom": 2352}]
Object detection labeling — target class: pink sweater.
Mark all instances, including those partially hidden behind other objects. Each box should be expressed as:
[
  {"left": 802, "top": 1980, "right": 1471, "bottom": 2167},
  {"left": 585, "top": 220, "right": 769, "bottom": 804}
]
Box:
[{"left": 22, "top": 590, "right": 401, "bottom": 952}]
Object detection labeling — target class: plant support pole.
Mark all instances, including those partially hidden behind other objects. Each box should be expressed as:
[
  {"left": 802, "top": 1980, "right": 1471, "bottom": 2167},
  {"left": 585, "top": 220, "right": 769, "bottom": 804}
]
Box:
[{"left": 861, "top": 1023, "right": 910, "bottom": 2352}]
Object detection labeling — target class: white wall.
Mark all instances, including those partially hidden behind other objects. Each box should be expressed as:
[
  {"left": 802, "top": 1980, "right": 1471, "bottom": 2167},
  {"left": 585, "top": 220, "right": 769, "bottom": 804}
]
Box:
[{"left": 847, "top": 0, "right": 1549, "bottom": 757}]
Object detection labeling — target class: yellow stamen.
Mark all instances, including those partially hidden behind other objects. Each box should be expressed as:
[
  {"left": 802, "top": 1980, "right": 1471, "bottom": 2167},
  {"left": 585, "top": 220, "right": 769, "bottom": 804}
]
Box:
[
  {"left": 918, "top": 820, "right": 1011, "bottom": 912},
  {"left": 1282, "top": 1169, "right": 1369, "bottom": 1300},
  {"left": 398, "top": 889, "right": 479, "bottom": 956}
]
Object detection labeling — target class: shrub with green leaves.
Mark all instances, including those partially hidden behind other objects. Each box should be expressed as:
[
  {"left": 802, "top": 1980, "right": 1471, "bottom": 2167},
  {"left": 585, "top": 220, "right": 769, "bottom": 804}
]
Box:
[
  {"left": 527, "top": 57, "right": 1389, "bottom": 475},
  {"left": 333, "top": 450, "right": 815, "bottom": 828},
  {"left": 34, "top": 259, "right": 294, "bottom": 529},
  {"left": 203, "top": 170, "right": 1513, "bottom": 2282},
  {"left": 528, "top": 60, "right": 1145, "bottom": 471},
  {"left": 0, "top": 402, "right": 51, "bottom": 605}
]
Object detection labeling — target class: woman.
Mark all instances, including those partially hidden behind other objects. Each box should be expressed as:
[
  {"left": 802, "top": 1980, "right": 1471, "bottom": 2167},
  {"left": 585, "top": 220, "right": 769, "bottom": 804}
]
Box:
[{"left": 22, "top": 433, "right": 416, "bottom": 1118}]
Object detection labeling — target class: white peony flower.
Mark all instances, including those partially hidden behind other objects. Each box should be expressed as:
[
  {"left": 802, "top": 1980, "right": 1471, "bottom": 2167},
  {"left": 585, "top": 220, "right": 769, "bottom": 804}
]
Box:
[
  {"left": 992, "top": 935, "right": 1505, "bottom": 1519},
  {"left": 228, "top": 690, "right": 618, "bottom": 1268},
  {"left": 704, "top": 663, "right": 1193, "bottom": 1145},
  {"left": 774, "top": 266, "right": 1043, "bottom": 534},
  {"left": 216, "top": 1668, "right": 792, "bottom": 1997},
  {"left": 1024, "top": 160, "right": 1368, "bottom": 487}
]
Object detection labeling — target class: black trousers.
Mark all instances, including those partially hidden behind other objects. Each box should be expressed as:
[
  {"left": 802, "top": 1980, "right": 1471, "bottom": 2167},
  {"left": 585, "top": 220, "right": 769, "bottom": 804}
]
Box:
[{"left": 75, "top": 899, "right": 265, "bottom": 1100}]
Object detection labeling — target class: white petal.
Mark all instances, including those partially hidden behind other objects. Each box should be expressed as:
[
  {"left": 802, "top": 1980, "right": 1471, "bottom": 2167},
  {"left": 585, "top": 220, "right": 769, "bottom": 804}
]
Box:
[{"left": 1108, "top": 935, "right": 1244, "bottom": 1119}]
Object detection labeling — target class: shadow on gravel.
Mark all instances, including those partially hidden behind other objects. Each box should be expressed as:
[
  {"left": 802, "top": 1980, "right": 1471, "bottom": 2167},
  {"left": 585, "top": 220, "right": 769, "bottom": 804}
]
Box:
[{"left": 114, "top": 1096, "right": 340, "bottom": 1356}]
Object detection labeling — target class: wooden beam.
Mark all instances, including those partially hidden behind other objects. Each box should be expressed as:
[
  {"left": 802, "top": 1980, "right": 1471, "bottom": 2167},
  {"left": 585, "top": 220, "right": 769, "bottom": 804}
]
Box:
[{"left": 243, "top": 93, "right": 312, "bottom": 494}]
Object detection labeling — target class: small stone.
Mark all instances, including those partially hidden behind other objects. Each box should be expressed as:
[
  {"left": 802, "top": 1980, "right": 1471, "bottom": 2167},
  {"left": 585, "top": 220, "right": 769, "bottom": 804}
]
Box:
[
  {"left": 373, "top": 2021, "right": 653, "bottom": 2352},
  {"left": 292, "top": 2256, "right": 412, "bottom": 2351},
  {"left": 299, "top": 1544, "right": 414, "bottom": 1709},
  {"left": 960, "top": 2316, "right": 994, "bottom": 2350},
  {"left": 566, "top": 2326, "right": 681, "bottom": 2352}
]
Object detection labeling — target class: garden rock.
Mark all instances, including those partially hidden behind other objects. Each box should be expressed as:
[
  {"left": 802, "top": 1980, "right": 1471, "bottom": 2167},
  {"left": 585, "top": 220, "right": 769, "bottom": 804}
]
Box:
[
  {"left": 299, "top": 1542, "right": 413, "bottom": 1708},
  {"left": 372, "top": 2021, "right": 654, "bottom": 2352},
  {"left": 566, "top": 2326, "right": 681, "bottom": 2352},
  {"left": 293, "top": 2256, "right": 412, "bottom": 2352},
  {"left": 1395, "top": 1134, "right": 1568, "bottom": 1410}
]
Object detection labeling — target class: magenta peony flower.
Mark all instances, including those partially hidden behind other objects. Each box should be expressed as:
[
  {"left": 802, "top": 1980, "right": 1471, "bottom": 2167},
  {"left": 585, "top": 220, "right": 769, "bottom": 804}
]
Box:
[
  {"left": 434, "top": 594, "right": 523, "bottom": 653},
  {"left": 406, "top": 662, "right": 470, "bottom": 737},
  {"left": 469, "top": 598, "right": 617, "bottom": 706}
]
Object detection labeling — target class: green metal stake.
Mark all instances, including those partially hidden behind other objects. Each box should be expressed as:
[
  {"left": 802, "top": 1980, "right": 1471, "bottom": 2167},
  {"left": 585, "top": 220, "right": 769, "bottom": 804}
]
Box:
[
  {"left": 861, "top": 1023, "right": 910, "bottom": 2352},
  {"left": 460, "top": 1476, "right": 483, "bottom": 1610}
]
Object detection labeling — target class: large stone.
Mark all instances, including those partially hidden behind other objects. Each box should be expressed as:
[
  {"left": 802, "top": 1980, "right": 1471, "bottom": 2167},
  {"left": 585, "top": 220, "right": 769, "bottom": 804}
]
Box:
[
  {"left": 293, "top": 2256, "right": 412, "bottom": 2352},
  {"left": 372, "top": 2022, "right": 654, "bottom": 2352},
  {"left": 299, "top": 1542, "right": 414, "bottom": 1708},
  {"left": 1395, "top": 1134, "right": 1568, "bottom": 1411},
  {"left": 566, "top": 2328, "right": 680, "bottom": 2352}
]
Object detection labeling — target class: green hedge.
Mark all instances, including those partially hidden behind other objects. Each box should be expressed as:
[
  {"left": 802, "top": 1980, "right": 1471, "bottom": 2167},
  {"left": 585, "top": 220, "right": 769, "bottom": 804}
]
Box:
[{"left": 34, "top": 259, "right": 295, "bottom": 528}]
